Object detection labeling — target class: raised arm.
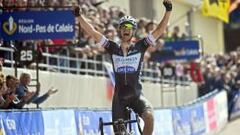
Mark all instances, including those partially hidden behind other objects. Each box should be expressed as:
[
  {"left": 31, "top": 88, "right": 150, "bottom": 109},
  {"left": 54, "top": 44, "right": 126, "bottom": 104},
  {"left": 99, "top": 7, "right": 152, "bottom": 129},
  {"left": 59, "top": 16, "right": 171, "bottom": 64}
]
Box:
[
  {"left": 73, "top": 7, "right": 103, "bottom": 43},
  {"left": 152, "top": 0, "right": 172, "bottom": 40}
]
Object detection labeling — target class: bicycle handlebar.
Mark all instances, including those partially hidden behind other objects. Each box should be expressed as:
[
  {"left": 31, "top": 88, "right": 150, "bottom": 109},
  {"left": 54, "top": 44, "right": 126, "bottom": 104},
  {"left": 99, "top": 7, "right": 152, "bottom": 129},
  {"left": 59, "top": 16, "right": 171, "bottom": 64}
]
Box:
[
  {"left": 101, "top": 119, "right": 138, "bottom": 126},
  {"left": 99, "top": 107, "right": 143, "bottom": 135}
]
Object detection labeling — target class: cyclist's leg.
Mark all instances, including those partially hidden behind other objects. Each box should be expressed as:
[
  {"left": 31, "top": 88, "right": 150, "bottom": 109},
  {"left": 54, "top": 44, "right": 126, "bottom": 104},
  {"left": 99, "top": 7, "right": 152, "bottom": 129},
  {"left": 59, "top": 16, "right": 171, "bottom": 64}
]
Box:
[
  {"left": 112, "top": 93, "right": 129, "bottom": 134},
  {"left": 131, "top": 94, "right": 154, "bottom": 135}
]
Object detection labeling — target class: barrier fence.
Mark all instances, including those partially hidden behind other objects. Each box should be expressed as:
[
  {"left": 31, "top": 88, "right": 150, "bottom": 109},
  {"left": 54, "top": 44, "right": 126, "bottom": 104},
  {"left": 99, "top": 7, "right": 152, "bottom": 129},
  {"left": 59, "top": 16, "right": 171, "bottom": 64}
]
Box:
[
  {"left": 1, "top": 46, "right": 198, "bottom": 108},
  {"left": 0, "top": 90, "right": 228, "bottom": 135},
  {"left": 0, "top": 46, "right": 192, "bottom": 84}
]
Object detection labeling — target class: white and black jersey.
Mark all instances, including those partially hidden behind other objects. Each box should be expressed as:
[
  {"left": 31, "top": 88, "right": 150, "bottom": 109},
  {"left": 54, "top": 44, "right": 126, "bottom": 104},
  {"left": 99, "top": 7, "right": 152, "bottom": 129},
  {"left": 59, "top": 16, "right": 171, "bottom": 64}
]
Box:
[{"left": 98, "top": 35, "right": 155, "bottom": 101}]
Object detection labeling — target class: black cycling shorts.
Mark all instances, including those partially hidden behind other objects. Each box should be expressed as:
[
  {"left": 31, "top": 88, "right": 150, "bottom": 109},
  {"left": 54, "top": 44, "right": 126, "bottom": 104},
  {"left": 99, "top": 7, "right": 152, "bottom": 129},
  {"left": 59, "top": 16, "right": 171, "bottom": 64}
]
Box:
[{"left": 112, "top": 93, "right": 153, "bottom": 122}]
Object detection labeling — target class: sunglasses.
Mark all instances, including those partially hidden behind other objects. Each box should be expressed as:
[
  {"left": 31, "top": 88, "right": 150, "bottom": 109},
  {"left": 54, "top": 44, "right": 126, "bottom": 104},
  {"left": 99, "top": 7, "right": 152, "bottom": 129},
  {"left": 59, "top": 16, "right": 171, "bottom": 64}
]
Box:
[{"left": 121, "top": 23, "right": 134, "bottom": 30}]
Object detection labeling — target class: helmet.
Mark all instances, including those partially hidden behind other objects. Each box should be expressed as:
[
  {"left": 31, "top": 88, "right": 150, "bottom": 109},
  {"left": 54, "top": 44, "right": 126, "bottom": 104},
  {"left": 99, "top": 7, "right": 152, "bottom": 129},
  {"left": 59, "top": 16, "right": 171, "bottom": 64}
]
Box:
[{"left": 118, "top": 16, "right": 137, "bottom": 29}]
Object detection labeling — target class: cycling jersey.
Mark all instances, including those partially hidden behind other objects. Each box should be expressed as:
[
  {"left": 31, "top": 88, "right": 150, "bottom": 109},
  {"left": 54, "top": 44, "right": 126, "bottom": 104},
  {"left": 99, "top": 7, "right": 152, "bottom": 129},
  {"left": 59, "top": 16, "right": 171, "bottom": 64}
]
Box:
[
  {"left": 99, "top": 34, "right": 155, "bottom": 101},
  {"left": 98, "top": 35, "right": 155, "bottom": 134}
]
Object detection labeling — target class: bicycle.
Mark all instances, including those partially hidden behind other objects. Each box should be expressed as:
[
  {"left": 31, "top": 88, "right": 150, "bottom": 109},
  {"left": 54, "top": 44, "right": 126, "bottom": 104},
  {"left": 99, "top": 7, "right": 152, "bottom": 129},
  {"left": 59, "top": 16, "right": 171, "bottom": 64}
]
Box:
[{"left": 99, "top": 107, "right": 143, "bottom": 135}]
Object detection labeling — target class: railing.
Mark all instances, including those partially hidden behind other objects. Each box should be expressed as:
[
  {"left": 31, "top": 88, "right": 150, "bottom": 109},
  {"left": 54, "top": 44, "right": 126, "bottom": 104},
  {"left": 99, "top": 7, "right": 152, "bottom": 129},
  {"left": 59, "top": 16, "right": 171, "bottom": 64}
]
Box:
[
  {"left": 40, "top": 52, "right": 106, "bottom": 76},
  {"left": 0, "top": 46, "right": 191, "bottom": 85},
  {"left": 0, "top": 46, "right": 15, "bottom": 67}
]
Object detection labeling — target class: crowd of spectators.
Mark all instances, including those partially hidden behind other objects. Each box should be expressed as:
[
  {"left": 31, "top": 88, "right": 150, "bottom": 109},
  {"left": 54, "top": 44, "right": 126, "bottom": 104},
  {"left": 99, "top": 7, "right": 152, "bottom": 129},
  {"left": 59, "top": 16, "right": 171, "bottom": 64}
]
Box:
[
  {"left": 199, "top": 48, "right": 240, "bottom": 97},
  {"left": 0, "top": 0, "right": 187, "bottom": 64},
  {"left": 154, "top": 47, "right": 240, "bottom": 96},
  {"left": 0, "top": 58, "right": 58, "bottom": 109}
]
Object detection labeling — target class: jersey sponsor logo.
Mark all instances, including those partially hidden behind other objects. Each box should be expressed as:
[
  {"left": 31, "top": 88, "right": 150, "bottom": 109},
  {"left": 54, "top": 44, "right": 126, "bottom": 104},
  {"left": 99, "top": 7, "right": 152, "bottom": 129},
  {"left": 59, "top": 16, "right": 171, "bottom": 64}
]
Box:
[
  {"left": 112, "top": 53, "right": 141, "bottom": 73},
  {"left": 117, "top": 66, "right": 135, "bottom": 72},
  {"left": 127, "top": 49, "right": 137, "bottom": 55}
]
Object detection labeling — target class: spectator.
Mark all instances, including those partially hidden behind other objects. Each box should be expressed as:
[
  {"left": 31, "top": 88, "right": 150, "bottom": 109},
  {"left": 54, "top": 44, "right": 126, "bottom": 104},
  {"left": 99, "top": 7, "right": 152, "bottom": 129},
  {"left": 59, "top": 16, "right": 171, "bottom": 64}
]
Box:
[
  {"left": 172, "top": 26, "right": 180, "bottom": 41},
  {"left": 223, "top": 73, "right": 235, "bottom": 93},
  {"left": 0, "top": 0, "right": 3, "bottom": 13},
  {"left": 16, "top": 71, "right": 58, "bottom": 108},
  {"left": 16, "top": 0, "right": 27, "bottom": 11},
  {"left": 215, "top": 53, "right": 227, "bottom": 68},
  {"left": 145, "top": 21, "right": 156, "bottom": 34},
  {"left": 228, "top": 80, "right": 240, "bottom": 116},
  {"left": 199, "top": 64, "right": 215, "bottom": 97},
  {"left": 212, "top": 68, "right": 225, "bottom": 91},
  {"left": 0, "top": 72, "right": 6, "bottom": 108},
  {"left": 135, "top": 18, "right": 147, "bottom": 39},
  {"left": 189, "top": 60, "right": 204, "bottom": 83},
  {"left": 234, "top": 60, "right": 240, "bottom": 80},
  {"left": 0, "top": 58, "right": 5, "bottom": 92},
  {"left": 3, "top": 75, "right": 21, "bottom": 109},
  {"left": 175, "top": 62, "right": 185, "bottom": 80}
]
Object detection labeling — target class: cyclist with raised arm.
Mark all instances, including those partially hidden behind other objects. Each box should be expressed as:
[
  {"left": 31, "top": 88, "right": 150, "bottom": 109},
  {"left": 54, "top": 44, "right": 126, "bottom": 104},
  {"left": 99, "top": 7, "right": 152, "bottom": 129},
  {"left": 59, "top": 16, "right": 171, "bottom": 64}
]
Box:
[{"left": 73, "top": 1, "right": 172, "bottom": 134}]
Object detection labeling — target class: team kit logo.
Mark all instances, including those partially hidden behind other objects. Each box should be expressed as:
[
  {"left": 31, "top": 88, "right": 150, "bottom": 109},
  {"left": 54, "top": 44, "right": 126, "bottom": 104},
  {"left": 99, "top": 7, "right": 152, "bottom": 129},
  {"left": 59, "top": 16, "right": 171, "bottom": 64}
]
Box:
[
  {"left": 112, "top": 53, "right": 141, "bottom": 73},
  {"left": 2, "top": 16, "right": 17, "bottom": 35}
]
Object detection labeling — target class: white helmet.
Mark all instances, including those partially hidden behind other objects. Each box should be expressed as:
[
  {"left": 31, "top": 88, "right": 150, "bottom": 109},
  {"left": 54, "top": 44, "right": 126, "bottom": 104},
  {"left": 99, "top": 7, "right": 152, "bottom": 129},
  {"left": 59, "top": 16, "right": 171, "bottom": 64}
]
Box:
[{"left": 118, "top": 16, "right": 137, "bottom": 29}]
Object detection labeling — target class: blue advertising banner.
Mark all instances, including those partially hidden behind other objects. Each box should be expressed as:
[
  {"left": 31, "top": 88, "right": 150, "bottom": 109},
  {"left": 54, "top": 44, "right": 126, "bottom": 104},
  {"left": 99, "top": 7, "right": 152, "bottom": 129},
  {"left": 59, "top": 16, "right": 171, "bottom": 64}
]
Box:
[
  {"left": 0, "top": 112, "right": 6, "bottom": 135},
  {"left": 42, "top": 109, "right": 77, "bottom": 135},
  {"left": 97, "top": 111, "right": 113, "bottom": 134},
  {"left": 153, "top": 109, "right": 174, "bottom": 135},
  {"left": 0, "top": 10, "right": 75, "bottom": 41},
  {"left": 172, "top": 107, "right": 191, "bottom": 135},
  {"left": 75, "top": 110, "right": 112, "bottom": 135},
  {"left": 189, "top": 103, "right": 206, "bottom": 135},
  {"left": 0, "top": 111, "right": 44, "bottom": 135},
  {"left": 151, "top": 40, "right": 201, "bottom": 62}
]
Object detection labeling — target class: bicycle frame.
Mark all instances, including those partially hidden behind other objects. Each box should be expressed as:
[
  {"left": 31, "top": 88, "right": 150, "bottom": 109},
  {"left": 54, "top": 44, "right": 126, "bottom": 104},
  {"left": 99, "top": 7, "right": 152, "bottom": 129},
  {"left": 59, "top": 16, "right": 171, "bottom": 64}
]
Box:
[{"left": 99, "top": 108, "right": 143, "bottom": 135}]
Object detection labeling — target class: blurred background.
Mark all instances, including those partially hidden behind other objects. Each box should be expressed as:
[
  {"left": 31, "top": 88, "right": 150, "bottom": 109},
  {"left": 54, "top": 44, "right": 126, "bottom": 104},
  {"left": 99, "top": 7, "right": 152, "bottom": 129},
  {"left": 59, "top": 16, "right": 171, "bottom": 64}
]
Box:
[{"left": 0, "top": 0, "right": 240, "bottom": 135}]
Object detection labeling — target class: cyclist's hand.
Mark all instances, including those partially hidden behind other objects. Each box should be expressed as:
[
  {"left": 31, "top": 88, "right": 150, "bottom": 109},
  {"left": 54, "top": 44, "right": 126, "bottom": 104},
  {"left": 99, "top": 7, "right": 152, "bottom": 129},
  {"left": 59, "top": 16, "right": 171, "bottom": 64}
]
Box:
[
  {"left": 73, "top": 6, "right": 81, "bottom": 17},
  {"left": 163, "top": 0, "right": 172, "bottom": 11},
  {"left": 47, "top": 87, "right": 58, "bottom": 96}
]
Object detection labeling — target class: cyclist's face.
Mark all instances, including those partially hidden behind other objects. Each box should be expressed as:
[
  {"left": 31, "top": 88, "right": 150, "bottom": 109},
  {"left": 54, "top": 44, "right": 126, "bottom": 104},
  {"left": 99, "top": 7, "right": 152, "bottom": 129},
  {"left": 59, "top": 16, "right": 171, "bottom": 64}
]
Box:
[{"left": 120, "top": 23, "right": 134, "bottom": 42}]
